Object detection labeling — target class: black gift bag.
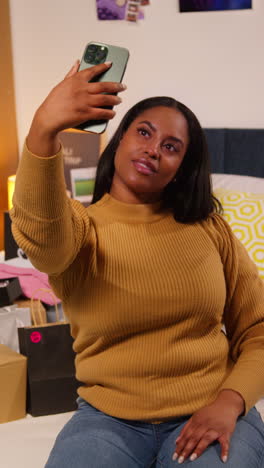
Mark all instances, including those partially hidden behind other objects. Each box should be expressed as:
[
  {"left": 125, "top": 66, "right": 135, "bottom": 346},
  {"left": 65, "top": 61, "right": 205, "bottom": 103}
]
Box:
[{"left": 18, "top": 289, "right": 80, "bottom": 416}]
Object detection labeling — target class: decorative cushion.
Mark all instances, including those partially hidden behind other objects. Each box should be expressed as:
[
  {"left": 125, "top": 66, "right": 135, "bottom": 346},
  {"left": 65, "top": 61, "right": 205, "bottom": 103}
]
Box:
[
  {"left": 212, "top": 174, "right": 264, "bottom": 194},
  {"left": 214, "top": 189, "right": 264, "bottom": 280}
]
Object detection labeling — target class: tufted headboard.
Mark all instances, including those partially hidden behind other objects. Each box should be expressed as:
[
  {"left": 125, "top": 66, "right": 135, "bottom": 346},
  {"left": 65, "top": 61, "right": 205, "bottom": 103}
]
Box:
[{"left": 204, "top": 129, "right": 264, "bottom": 178}]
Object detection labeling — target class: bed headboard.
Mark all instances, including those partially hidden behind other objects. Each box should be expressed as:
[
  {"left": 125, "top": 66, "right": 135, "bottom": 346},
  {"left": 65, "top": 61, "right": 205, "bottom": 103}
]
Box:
[{"left": 204, "top": 129, "right": 264, "bottom": 178}]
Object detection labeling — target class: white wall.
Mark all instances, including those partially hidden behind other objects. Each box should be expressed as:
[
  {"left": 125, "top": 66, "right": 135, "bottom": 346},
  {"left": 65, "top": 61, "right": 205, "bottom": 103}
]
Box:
[{"left": 9, "top": 0, "right": 264, "bottom": 154}]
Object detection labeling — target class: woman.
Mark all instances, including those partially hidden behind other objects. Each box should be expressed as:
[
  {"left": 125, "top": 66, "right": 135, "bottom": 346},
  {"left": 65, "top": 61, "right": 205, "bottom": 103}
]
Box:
[{"left": 10, "top": 61, "right": 264, "bottom": 467}]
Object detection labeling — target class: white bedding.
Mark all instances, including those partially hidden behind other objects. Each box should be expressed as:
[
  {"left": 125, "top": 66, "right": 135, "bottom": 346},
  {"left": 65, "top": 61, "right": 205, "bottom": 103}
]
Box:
[{"left": 0, "top": 411, "right": 73, "bottom": 468}]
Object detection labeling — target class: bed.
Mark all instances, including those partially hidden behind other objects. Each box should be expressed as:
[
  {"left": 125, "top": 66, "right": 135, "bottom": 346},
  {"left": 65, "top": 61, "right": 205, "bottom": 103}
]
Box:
[{"left": 0, "top": 128, "right": 263, "bottom": 468}]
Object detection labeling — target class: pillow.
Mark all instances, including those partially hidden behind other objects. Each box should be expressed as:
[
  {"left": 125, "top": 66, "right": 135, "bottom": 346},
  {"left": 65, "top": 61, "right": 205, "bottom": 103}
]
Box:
[
  {"left": 214, "top": 188, "right": 264, "bottom": 280},
  {"left": 212, "top": 174, "right": 264, "bottom": 194}
]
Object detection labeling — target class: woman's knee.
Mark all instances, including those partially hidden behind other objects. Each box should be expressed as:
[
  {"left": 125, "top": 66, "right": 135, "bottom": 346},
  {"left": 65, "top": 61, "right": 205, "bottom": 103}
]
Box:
[
  {"left": 156, "top": 407, "right": 264, "bottom": 468},
  {"left": 45, "top": 403, "right": 155, "bottom": 468},
  {"left": 45, "top": 433, "right": 147, "bottom": 468}
]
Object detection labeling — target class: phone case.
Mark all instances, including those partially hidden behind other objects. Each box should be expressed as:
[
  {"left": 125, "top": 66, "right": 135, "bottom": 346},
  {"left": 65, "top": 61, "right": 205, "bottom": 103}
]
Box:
[{"left": 76, "top": 42, "right": 129, "bottom": 134}]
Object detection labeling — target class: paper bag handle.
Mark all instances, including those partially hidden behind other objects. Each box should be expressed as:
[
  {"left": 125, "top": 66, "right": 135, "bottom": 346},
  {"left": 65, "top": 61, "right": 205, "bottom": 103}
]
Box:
[{"left": 31, "top": 288, "right": 61, "bottom": 326}]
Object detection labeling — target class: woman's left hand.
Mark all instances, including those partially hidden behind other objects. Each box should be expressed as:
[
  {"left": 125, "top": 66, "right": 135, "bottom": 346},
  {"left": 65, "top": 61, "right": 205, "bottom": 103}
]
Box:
[{"left": 172, "top": 390, "right": 245, "bottom": 464}]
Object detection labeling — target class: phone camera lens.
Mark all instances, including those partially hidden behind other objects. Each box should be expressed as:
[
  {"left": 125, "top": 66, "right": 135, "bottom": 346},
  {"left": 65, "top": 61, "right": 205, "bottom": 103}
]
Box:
[
  {"left": 84, "top": 44, "right": 108, "bottom": 64},
  {"left": 95, "top": 48, "right": 107, "bottom": 63},
  {"left": 97, "top": 51, "right": 106, "bottom": 58},
  {"left": 86, "top": 53, "right": 95, "bottom": 63},
  {"left": 88, "top": 44, "right": 97, "bottom": 52}
]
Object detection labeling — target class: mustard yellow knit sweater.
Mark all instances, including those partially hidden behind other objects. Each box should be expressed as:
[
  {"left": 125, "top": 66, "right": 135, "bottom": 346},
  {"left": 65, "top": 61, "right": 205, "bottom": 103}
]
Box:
[{"left": 10, "top": 144, "right": 264, "bottom": 422}]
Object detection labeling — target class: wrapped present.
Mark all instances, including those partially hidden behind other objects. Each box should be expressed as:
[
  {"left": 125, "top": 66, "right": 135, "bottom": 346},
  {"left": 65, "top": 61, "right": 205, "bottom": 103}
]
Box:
[{"left": 0, "top": 344, "right": 27, "bottom": 423}]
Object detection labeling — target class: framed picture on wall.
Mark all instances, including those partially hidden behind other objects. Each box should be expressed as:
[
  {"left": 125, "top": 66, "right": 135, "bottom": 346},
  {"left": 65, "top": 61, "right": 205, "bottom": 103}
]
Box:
[
  {"left": 179, "top": 1, "right": 252, "bottom": 12},
  {"left": 96, "top": 0, "right": 147, "bottom": 20},
  {"left": 70, "top": 167, "right": 97, "bottom": 204}
]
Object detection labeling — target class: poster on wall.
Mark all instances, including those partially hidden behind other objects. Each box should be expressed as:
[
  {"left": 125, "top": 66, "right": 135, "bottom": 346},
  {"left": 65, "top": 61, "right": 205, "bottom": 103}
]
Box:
[
  {"left": 179, "top": 1, "right": 252, "bottom": 12},
  {"left": 96, "top": 1, "right": 149, "bottom": 21},
  {"left": 58, "top": 131, "right": 100, "bottom": 206}
]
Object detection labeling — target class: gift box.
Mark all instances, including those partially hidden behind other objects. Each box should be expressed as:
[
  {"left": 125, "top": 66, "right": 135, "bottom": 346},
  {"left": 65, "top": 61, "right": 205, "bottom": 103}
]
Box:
[
  {"left": 0, "top": 344, "right": 27, "bottom": 423},
  {"left": 0, "top": 277, "right": 23, "bottom": 307}
]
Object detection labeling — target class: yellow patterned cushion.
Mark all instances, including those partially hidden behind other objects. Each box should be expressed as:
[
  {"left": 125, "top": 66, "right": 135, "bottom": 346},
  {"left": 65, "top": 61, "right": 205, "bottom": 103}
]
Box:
[{"left": 214, "top": 189, "right": 264, "bottom": 280}]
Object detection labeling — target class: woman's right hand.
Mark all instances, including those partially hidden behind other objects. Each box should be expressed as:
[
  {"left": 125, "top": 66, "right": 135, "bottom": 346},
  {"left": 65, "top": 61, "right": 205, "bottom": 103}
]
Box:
[{"left": 27, "top": 61, "right": 126, "bottom": 157}]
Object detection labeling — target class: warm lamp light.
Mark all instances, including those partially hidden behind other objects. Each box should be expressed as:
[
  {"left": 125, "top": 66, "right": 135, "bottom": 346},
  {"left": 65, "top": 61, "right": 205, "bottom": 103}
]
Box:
[{"left": 7, "top": 175, "right": 16, "bottom": 210}]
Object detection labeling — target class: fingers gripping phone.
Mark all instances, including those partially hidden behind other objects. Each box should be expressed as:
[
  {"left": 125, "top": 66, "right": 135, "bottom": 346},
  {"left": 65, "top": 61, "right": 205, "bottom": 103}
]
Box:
[{"left": 76, "top": 41, "right": 129, "bottom": 134}]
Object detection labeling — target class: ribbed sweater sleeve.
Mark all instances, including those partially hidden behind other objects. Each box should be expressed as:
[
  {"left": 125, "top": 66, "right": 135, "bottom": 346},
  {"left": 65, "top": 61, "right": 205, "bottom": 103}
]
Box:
[
  {"left": 10, "top": 142, "right": 90, "bottom": 276},
  {"left": 204, "top": 214, "right": 264, "bottom": 414}
]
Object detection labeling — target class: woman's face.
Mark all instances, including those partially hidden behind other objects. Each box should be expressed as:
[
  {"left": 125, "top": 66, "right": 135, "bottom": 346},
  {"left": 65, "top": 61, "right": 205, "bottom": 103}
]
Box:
[{"left": 110, "top": 106, "right": 189, "bottom": 204}]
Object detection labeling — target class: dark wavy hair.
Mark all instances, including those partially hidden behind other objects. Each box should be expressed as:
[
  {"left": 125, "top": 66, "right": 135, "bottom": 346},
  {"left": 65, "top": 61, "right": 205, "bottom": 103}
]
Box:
[{"left": 91, "top": 96, "right": 222, "bottom": 223}]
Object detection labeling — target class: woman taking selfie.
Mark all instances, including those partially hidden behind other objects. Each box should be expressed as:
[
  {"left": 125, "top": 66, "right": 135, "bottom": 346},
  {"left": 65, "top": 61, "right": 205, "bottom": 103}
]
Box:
[{"left": 10, "top": 61, "right": 264, "bottom": 467}]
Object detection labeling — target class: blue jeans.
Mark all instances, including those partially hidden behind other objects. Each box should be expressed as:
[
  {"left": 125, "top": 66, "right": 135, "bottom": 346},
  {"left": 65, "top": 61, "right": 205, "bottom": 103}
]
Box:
[{"left": 45, "top": 398, "right": 264, "bottom": 467}]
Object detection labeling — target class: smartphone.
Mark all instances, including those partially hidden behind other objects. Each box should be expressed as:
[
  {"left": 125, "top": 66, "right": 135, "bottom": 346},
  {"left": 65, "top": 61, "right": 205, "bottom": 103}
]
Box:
[{"left": 76, "top": 41, "right": 129, "bottom": 134}]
